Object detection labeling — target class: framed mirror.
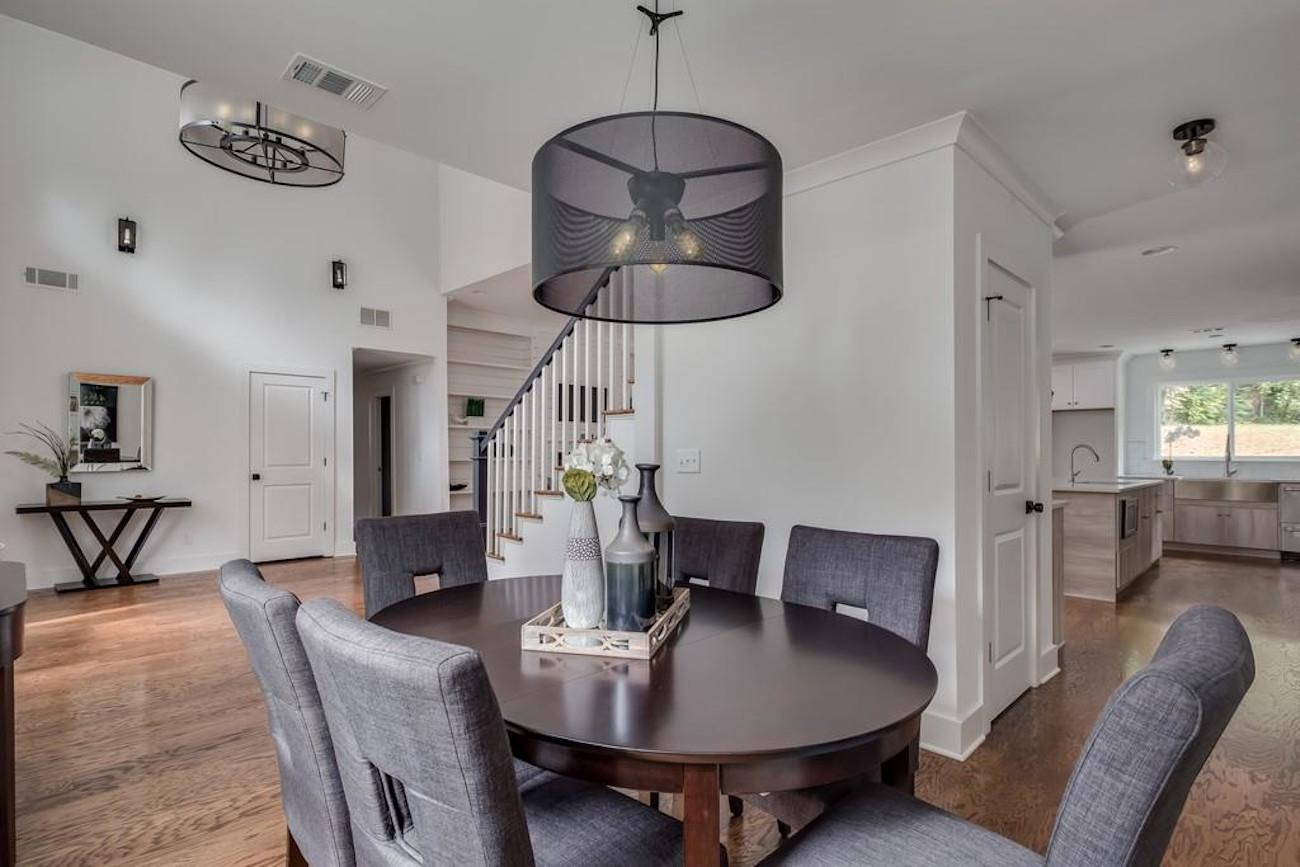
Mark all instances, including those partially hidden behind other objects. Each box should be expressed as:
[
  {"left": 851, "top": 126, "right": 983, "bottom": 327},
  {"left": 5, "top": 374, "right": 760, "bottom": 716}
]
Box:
[{"left": 67, "top": 373, "right": 153, "bottom": 472}]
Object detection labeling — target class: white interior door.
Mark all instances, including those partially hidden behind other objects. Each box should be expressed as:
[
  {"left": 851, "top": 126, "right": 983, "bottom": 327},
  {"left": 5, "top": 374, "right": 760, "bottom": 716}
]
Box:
[
  {"left": 982, "top": 262, "right": 1037, "bottom": 722},
  {"left": 249, "top": 371, "right": 333, "bottom": 562}
]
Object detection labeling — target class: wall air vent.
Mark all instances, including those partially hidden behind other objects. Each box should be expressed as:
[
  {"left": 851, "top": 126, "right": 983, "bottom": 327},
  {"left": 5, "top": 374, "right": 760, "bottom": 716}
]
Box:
[
  {"left": 283, "top": 54, "right": 388, "bottom": 110},
  {"left": 23, "top": 266, "right": 79, "bottom": 292},
  {"left": 360, "top": 307, "right": 392, "bottom": 328}
]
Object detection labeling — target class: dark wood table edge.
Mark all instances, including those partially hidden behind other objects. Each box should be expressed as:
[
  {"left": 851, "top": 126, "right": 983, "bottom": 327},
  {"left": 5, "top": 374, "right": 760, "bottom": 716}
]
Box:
[{"left": 14, "top": 499, "right": 191, "bottom": 593}]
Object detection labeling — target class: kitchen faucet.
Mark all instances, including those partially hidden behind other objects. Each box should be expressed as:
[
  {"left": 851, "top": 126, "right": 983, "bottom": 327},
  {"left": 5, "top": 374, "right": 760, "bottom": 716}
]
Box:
[
  {"left": 1071, "top": 443, "right": 1100, "bottom": 483},
  {"left": 1224, "top": 432, "right": 1238, "bottom": 477}
]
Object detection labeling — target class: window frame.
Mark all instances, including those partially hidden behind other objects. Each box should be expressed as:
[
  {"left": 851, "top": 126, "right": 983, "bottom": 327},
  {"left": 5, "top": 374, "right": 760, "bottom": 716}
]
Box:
[{"left": 1155, "top": 374, "right": 1300, "bottom": 462}]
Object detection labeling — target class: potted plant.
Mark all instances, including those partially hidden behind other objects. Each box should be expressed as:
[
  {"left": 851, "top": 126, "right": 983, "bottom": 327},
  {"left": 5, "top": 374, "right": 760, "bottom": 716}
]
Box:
[
  {"left": 5, "top": 422, "right": 80, "bottom": 506},
  {"left": 559, "top": 437, "right": 629, "bottom": 629},
  {"left": 1162, "top": 425, "right": 1200, "bottom": 475}
]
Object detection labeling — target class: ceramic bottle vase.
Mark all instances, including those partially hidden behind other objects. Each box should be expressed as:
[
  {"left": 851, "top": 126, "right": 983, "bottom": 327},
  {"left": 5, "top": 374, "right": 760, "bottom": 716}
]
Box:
[
  {"left": 635, "top": 463, "right": 676, "bottom": 611},
  {"left": 560, "top": 499, "right": 604, "bottom": 629},
  {"left": 605, "top": 495, "right": 657, "bottom": 632}
]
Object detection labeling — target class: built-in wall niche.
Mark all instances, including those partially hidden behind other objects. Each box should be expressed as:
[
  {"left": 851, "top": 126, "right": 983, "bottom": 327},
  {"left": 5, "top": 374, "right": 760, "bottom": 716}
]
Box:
[{"left": 67, "top": 372, "right": 153, "bottom": 472}]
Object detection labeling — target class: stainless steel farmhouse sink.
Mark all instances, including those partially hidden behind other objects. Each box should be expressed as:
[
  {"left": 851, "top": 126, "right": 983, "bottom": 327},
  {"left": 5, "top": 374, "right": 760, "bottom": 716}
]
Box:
[{"left": 1174, "top": 479, "right": 1279, "bottom": 503}]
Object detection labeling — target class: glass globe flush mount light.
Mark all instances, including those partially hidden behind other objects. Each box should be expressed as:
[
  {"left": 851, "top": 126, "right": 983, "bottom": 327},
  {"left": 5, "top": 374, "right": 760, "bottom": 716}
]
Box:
[
  {"left": 1220, "top": 343, "right": 1239, "bottom": 367},
  {"left": 531, "top": 2, "right": 783, "bottom": 324},
  {"left": 1167, "top": 118, "right": 1226, "bottom": 189},
  {"left": 1158, "top": 349, "right": 1176, "bottom": 371},
  {"left": 1289, "top": 338, "right": 1300, "bottom": 361}
]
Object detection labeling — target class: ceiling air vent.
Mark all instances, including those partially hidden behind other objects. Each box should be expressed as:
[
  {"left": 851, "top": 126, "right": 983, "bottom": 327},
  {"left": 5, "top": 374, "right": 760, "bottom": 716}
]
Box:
[
  {"left": 24, "top": 266, "right": 79, "bottom": 292},
  {"left": 283, "top": 54, "right": 388, "bottom": 110}
]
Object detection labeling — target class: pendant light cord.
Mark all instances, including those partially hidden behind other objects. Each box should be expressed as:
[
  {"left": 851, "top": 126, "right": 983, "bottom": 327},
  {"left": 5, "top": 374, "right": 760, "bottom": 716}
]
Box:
[{"left": 637, "top": 1, "right": 682, "bottom": 170}]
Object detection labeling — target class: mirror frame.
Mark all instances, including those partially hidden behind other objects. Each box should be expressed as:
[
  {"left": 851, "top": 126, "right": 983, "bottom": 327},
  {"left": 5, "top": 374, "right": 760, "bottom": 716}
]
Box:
[{"left": 68, "top": 372, "right": 154, "bottom": 473}]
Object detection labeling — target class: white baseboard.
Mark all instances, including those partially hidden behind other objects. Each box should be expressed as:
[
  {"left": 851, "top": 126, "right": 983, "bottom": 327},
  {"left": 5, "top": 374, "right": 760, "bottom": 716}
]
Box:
[{"left": 920, "top": 705, "right": 987, "bottom": 760}]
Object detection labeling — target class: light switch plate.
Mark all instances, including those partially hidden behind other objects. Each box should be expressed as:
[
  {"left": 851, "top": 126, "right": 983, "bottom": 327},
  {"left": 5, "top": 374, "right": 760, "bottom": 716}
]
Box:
[{"left": 675, "top": 448, "right": 701, "bottom": 474}]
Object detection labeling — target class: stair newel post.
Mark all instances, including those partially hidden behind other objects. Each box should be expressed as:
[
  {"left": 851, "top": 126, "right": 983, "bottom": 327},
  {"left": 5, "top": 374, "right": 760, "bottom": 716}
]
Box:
[{"left": 472, "top": 430, "right": 489, "bottom": 547}]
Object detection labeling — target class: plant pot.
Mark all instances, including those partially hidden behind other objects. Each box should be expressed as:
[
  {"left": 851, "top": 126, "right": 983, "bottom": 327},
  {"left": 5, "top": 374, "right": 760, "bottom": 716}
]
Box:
[
  {"left": 1162, "top": 459, "right": 1174, "bottom": 476},
  {"left": 46, "top": 478, "right": 81, "bottom": 507},
  {"left": 605, "top": 495, "right": 657, "bottom": 632},
  {"left": 561, "top": 500, "right": 604, "bottom": 630}
]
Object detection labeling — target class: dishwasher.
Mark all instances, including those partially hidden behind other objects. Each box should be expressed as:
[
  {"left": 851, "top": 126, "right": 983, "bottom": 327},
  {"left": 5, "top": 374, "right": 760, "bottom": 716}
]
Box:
[{"left": 1282, "top": 484, "right": 1300, "bottom": 561}]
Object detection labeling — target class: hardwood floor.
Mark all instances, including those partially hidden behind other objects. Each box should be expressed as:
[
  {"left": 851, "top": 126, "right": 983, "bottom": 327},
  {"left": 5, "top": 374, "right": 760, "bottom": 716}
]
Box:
[{"left": 12, "top": 553, "right": 1298, "bottom": 865}]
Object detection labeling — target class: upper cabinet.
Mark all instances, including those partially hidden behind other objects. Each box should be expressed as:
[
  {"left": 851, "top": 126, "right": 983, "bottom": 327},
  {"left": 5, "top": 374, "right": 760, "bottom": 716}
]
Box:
[{"left": 1052, "top": 360, "right": 1115, "bottom": 410}]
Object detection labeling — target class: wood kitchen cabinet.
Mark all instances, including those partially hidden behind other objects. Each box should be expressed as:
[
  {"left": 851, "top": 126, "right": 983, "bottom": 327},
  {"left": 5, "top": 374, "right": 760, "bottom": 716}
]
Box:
[
  {"left": 1051, "top": 360, "right": 1115, "bottom": 410},
  {"left": 1174, "top": 501, "right": 1279, "bottom": 551}
]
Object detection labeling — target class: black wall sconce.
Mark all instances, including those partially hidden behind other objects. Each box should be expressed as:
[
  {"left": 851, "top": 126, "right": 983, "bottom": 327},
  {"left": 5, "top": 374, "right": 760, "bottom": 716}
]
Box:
[
  {"left": 331, "top": 259, "right": 348, "bottom": 290},
  {"left": 117, "top": 218, "right": 137, "bottom": 254}
]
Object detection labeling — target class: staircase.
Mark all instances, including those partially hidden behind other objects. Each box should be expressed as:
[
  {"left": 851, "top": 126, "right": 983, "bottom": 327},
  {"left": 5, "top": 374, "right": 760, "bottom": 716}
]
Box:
[{"left": 471, "top": 288, "right": 636, "bottom": 568}]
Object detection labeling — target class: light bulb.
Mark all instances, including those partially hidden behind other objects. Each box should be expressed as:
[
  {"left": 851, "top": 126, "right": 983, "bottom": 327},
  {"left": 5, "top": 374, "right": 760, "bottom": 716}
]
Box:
[
  {"left": 1167, "top": 140, "right": 1226, "bottom": 189},
  {"left": 1220, "top": 344, "right": 1238, "bottom": 367},
  {"left": 610, "top": 211, "right": 647, "bottom": 258},
  {"left": 648, "top": 262, "right": 669, "bottom": 274},
  {"left": 1158, "top": 350, "right": 1176, "bottom": 371},
  {"left": 1289, "top": 339, "right": 1300, "bottom": 361}
]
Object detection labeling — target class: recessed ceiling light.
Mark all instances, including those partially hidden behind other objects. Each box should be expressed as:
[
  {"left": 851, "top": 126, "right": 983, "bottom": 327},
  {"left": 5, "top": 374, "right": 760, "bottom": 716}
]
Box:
[{"left": 1141, "top": 245, "right": 1179, "bottom": 257}]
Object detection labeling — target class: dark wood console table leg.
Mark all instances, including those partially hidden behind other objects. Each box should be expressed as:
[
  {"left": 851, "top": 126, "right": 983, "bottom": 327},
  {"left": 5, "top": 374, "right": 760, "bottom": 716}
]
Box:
[
  {"left": 682, "top": 763, "right": 721, "bottom": 867},
  {"left": 47, "top": 513, "right": 97, "bottom": 590},
  {"left": 47, "top": 508, "right": 164, "bottom": 593}
]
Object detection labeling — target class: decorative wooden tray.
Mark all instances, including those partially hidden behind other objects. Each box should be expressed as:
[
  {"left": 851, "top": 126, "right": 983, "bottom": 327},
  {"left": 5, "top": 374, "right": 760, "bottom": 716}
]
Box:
[{"left": 521, "top": 587, "right": 691, "bottom": 659}]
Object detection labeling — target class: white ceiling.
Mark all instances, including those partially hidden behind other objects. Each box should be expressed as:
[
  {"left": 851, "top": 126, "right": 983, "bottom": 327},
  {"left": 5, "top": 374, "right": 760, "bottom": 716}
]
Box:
[{"left": 4, "top": 0, "right": 1298, "bottom": 352}]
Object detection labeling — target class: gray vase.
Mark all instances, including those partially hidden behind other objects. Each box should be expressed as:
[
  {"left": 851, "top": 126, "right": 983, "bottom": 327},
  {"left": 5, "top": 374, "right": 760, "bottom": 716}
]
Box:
[
  {"left": 561, "top": 499, "right": 604, "bottom": 629},
  {"left": 635, "top": 463, "right": 676, "bottom": 611},
  {"left": 605, "top": 495, "right": 657, "bottom": 632}
]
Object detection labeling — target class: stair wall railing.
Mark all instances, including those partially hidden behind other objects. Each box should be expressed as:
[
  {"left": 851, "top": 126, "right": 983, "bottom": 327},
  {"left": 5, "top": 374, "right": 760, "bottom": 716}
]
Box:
[{"left": 472, "top": 268, "right": 636, "bottom": 559}]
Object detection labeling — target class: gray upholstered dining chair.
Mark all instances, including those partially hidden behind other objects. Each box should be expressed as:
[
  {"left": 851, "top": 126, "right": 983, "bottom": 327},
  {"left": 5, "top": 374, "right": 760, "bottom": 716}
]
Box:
[
  {"left": 218, "top": 559, "right": 354, "bottom": 867},
  {"left": 673, "top": 516, "right": 766, "bottom": 595},
  {"left": 760, "top": 604, "right": 1255, "bottom": 867},
  {"left": 743, "top": 524, "right": 940, "bottom": 832},
  {"left": 355, "top": 510, "right": 487, "bottom": 616},
  {"left": 295, "top": 597, "right": 693, "bottom": 866}
]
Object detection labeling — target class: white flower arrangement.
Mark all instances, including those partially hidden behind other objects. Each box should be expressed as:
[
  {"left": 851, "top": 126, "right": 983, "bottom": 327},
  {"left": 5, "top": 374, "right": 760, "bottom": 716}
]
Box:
[{"left": 561, "top": 437, "right": 629, "bottom": 501}]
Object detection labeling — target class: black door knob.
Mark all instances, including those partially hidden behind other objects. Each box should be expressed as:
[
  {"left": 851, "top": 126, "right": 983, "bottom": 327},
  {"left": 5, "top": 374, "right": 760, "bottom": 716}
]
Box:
[
  {"left": 1025, "top": 500, "right": 1045, "bottom": 514},
  {"left": 250, "top": 473, "right": 261, "bottom": 481}
]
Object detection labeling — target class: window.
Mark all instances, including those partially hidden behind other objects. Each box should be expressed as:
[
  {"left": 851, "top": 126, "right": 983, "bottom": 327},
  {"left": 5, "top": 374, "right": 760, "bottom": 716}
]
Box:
[
  {"left": 1233, "top": 380, "right": 1300, "bottom": 457},
  {"left": 1158, "top": 379, "right": 1300, "bottom": 460}
]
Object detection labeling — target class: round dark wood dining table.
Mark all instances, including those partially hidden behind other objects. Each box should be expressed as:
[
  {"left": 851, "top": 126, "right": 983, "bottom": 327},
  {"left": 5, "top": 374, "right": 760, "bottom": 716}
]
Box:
[{"left": 371, "top": 575, "right": 937, "bottom": 867}]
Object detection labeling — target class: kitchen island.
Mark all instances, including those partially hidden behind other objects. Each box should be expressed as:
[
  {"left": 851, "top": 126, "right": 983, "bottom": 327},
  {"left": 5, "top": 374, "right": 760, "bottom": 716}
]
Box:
[{"left": 1053, "top": 479, "right": 1164, "bottom": 602}]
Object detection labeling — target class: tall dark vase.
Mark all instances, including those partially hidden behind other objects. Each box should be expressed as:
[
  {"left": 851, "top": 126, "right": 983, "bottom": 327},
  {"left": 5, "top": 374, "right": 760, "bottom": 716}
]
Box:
[
  {"left": 605, "top": 495, "right": 656, "bottom": 632},
  {"left": 635, "top": 463, "right": 676, "bottom": 611}
]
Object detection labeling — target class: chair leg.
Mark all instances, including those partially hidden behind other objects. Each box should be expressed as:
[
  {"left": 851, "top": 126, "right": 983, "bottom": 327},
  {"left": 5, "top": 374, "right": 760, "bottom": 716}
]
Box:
[
  {"left": 777, "top": 820, "right": 791, "bottom": 838},
  {"left": 648, "top": 791, "right": 660, "bottom": 809},
  {"left": 286, "top": 826, "right": 307, "bottom": 867},
  {"left": 727, "top": 795, "right": 744, "bottom": 817}
]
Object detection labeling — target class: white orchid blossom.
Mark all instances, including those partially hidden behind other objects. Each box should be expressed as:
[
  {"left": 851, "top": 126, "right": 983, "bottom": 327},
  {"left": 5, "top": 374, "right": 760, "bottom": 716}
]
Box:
[{"left": 563, "top": 437, "right": 629, "bottom": 495}]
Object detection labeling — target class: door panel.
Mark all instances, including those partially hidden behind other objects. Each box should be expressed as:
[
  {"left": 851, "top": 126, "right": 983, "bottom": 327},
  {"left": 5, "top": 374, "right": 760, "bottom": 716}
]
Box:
[
  {"left": 982, "top": 261, "right": 1036, "bottom": 722},
  {"left": 250, "top": 372, "right": 332, "bottom": 562}
]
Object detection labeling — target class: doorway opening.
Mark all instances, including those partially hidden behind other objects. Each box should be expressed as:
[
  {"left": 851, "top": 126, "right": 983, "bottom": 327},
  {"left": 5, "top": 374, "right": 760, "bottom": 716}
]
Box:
[{"left": 352, "top": 348, "right": 440, "bottom": 523}]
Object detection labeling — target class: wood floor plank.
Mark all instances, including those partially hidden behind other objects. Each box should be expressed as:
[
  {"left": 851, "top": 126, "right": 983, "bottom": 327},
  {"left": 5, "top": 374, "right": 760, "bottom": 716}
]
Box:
[{"left": 12, "top": 552, "right": 1298, "bottom": 865}]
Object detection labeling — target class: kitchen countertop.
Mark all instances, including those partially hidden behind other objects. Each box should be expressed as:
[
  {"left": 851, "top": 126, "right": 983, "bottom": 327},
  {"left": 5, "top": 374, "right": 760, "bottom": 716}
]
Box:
[{"left": 1052, "top": 479, "right": 1165, "bottom": 494}]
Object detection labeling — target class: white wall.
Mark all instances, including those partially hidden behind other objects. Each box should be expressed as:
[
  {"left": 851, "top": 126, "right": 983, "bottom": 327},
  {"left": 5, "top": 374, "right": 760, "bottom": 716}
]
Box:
[
  {"left": 1052, "top": 410, "right": 1117, "bottom": 481},
  {"left": 1124, "top": 342, "right": 1300, "bottom": 480},
  {"left": 353, "top": 358, "right": 443, "bottom": 522},
  {"left": 438, "top": 164, "right": 530, "bottom": 294},
  {"left": 0, "top": 16, "right": 450, "bottom": 587},
  {"left": 658, "top": 115, "right": 1055, "bottom": 760}
]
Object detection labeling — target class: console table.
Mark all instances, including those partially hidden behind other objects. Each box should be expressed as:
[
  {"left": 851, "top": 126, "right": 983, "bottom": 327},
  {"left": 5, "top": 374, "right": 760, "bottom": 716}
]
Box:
[{"left": 14, "top": 499, "right": 191, "bottom": 593}]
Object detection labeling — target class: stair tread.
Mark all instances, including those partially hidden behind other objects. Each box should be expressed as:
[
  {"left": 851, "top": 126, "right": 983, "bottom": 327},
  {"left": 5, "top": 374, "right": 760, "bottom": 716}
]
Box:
[
  {"left": 486, "top": 552, "right": 505, "bottom": 562},
  {"left": 496, "top": 532, "right": 523, "bottom": 542},
  {"left": 536, "top": 490, "right": 562, "bottom": 497},
  {"left": 514, "top": 512, "right": 543, "bottom": 520},
  {"left": 603, "top": 408, "right": 635, "bottom": 416}
]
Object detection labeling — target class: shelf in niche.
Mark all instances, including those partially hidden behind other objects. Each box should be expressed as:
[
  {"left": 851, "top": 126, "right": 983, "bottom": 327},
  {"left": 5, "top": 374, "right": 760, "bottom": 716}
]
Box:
[{"left": 448, "top": 357, "right": 532, "bottom": 372}]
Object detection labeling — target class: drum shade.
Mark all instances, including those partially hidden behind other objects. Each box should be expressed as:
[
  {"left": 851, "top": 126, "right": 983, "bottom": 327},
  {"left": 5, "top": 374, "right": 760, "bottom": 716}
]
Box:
[
  {"left": 532, "top": 111, "right": 782, "bottom": 324},
  {"left": 179, "top": 80, "right": 345, "bottom": 187}
]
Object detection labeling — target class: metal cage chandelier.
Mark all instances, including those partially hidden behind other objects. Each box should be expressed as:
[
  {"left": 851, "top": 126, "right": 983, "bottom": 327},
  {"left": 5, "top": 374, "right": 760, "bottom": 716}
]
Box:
[
  {"left": 532, "top": 3, "right": 783, "bottom": 324},
  {"left": 178, "top": 80, "right": 346, "bottom": 187}
]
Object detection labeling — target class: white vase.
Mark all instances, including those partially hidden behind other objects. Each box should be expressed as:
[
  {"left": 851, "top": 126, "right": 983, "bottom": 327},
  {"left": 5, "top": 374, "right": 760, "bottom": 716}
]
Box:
[{"left": 561, "top": 499, "right": 605, "bottom": 629}]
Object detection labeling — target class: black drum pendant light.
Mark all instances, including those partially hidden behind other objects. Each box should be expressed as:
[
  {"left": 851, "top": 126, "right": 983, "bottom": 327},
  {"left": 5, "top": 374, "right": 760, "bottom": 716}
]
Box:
[{"left": 532, "top": 2, "right": 783, "bottom": 324}]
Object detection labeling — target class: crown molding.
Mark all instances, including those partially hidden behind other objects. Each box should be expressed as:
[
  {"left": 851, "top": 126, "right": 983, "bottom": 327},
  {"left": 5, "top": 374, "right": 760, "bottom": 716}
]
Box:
[{"left": 784, "top": 111, "right": 1065, "bottom": 239}]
